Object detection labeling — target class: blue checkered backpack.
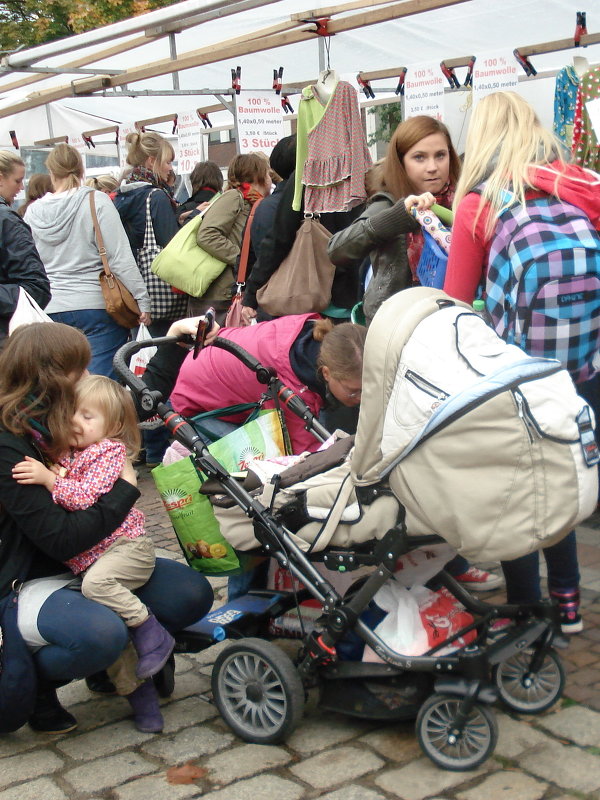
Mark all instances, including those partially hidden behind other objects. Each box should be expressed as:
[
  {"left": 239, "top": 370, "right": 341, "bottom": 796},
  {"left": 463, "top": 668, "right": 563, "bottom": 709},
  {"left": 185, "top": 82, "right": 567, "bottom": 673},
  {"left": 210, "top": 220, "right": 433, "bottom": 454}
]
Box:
[{"left": 480, "top": 187, "right": 600, "bottom": 383}]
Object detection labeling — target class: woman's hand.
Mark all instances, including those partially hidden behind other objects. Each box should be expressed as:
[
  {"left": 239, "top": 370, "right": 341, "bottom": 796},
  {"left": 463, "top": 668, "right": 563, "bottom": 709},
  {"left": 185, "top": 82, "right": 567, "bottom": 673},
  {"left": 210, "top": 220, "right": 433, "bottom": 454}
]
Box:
[
  {"left": 196, "top": 201, "right": 210, "bottom": 213},
  {"left": 12, "top": 456, "right": 57, "bottom": 491},
  {"left": 404, "top": 192, "right": 436, "bottom": 213},
  {"left": 138, "top": 312, "right": 152, "bottom": 327},
  {"left": 167, "top": 316, "right": 222, "bottom": 346},
  {"left": 119, "top": 459, "right": 137, "bottom": 486},
  {"left": 241, "top": 306, "right": 257, "bottom": 325}
]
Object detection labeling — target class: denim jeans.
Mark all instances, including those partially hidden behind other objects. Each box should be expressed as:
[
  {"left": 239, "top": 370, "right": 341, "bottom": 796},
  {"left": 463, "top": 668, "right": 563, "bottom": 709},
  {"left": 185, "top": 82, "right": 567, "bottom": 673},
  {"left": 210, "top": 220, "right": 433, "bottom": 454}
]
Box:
[
  {"left": 501, "top": 530, "right": 580, "bottom": 604},
  {"left": 49, "top": 309, "right": 130, "bottom": 382},
  {"left": 34, "top": 558, "right": 213, "bottom": 682}
]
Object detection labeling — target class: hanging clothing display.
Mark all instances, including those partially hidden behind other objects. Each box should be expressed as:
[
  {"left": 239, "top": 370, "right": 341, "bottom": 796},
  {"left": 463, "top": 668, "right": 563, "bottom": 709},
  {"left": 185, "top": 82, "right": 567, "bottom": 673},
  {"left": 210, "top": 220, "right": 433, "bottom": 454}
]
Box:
[
  {"left": 553, "top": 65, "right": 580, "bottom": 147},
  {"left": 572, "top": 65, "right": 600, "bottom": 172},
  {"left": 293, "top": 80, "right": 372, "bottom": 215}
]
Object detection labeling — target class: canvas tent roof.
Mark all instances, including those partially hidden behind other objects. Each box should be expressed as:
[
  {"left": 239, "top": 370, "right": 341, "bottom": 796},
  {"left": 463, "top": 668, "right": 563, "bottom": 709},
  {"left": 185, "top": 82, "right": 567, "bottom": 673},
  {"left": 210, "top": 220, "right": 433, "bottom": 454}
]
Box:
[{"left": 0, "top": 0, "right": 598, "bottom": 152}]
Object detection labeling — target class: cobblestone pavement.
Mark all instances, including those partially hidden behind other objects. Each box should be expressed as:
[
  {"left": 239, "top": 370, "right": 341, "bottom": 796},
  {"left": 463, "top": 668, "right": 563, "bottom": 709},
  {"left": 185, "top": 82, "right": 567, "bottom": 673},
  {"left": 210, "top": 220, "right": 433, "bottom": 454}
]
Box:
[{"left": 3, "top": 465, "right": 600, "bottom": 800}]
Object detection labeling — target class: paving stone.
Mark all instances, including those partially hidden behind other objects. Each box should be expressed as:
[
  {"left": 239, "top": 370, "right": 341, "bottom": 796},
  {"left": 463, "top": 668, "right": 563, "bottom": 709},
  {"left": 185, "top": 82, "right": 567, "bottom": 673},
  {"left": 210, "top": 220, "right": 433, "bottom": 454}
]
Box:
[
  {"left": 0, "top": 749, "right": 64, "bottom": 789},
  {"left": 0, "top": 729, "right": 40, "bottom": 759},
  {"left": 186, "top": 640, "right": 229, "bottom": 667},
  {"left": 317, "top": 786, "right": 388, "bottom": 800},
  {"left": 495, "top": 715, "right": 552, "bottom": 759},
  {"left": 169, "top": 668, "right": 211, "bottom": 700},
  {"left": 0, "top": 778, "right": 67, "bottom": 800},
  {"left": 517, "top": 740, "right": 600, "bottom": 794},
  {"left": 455, "top": 771, "right": 547, "bottom": 800},
  {"left": 113, "top": 773, "right": 203, "bottom": 800},
  {"left": 161, "top": 696, "right": 219, "bottom": 734},
  {"left": 141, "top": 726, "right": 234, "bottom": 762},
  {"left": 286, "top": 713, "right": 373, "bottom": 755},
  {"left": 374, "top": 759, "right": 489, "bottom": 800},
  {"left": 63, "top": 752, "right": 157, "bottom": 793},
  {"left": 289, "top": 745, "right": 384, "bottom": 790},
  {"left": 359, "top": 724, "right": 421, "bottom": 763},
  {"left": 536, "top": 705, "right": 600, "bottom": 746},
  {"left": 202, "top": 774, "right": 304, "bottom": 800},
  {"left": 204, "top": 743, "right": 291, "bottom": 786},
  {"left": 57, "top": 679, "right": 98, "bottom": 707},
  {"left": 55, "top": 721, "right": 153, "bottom": 760},
  {"left": 66, "top": 695, "right": 131, "bottom": 732}
]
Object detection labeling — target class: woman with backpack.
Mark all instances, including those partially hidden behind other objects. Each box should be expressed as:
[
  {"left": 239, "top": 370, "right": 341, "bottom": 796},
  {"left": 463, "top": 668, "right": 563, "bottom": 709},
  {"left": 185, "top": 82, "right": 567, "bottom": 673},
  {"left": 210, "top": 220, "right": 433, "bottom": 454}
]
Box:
[{"left": 444, "top": 90, "right": 600, "bottom": 633}]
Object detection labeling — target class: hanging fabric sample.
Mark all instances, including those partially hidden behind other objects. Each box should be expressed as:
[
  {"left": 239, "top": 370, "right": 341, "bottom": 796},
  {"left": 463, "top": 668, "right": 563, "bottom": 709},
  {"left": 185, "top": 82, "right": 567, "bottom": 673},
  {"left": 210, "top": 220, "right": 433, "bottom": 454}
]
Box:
[
  {"left": 572, "top": 65, "right": 600, "bottom": 172},
  {"left": 553, "top": 65, "right": 580, "bottom": 147},
  {"left": 293, "top": 81, "right": 372, "bottom": 215}
]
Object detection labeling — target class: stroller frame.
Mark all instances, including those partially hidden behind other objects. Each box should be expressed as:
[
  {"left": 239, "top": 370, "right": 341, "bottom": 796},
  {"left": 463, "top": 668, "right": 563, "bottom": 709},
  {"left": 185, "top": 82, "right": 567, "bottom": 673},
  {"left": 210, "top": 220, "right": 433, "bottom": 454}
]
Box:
[{"left": 114, "top": 335, "right": 566, "bottom": 771}]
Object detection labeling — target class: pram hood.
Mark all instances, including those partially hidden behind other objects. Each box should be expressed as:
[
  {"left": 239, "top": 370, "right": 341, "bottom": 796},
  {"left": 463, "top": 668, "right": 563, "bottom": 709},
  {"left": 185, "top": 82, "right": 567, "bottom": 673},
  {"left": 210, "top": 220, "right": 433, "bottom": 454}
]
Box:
[{"left": 352, "top": 287, "right": 472, "bottom": 485}]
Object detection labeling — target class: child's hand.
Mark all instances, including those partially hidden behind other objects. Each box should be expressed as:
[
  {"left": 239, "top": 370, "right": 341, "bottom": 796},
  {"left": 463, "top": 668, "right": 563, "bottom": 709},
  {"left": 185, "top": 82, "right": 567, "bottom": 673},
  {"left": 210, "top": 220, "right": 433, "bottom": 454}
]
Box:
[
  {"left": 12, "top": 456, "right": 57, "bottom": 491},
  {"left": 404, "top": 192, "right": 436, "bottom": 213}
]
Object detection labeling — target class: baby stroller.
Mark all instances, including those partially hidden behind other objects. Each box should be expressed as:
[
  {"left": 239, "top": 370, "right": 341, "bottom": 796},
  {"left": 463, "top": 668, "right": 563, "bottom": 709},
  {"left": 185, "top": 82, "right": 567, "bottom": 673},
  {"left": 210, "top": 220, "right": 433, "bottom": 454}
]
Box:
[{"left": 113, "top": 289, "right": 595, "bottom": 770}]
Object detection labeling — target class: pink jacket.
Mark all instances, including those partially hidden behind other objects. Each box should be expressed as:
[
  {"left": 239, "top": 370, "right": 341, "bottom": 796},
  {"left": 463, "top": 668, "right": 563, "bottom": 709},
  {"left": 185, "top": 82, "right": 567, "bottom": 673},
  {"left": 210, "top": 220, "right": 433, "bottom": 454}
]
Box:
[{"left": 171, "top": 314, "right": 324, "bottom": 453}]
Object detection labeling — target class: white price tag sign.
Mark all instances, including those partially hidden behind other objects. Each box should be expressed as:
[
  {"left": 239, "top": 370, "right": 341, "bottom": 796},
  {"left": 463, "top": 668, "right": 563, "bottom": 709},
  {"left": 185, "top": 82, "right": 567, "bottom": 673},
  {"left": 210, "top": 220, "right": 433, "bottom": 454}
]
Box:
[
  {"left": 235, "top": 91, "right": 284, "bottom": 155},
  {"left": 177, "top": 110, "right": 205, "bottom": 175},
  {"left": 586, "top": 97, "right": 600, "bottom": 140},
  {"left": 118, "top": 122, "right": 137, "bottom": 169},
  {"left": 472, "top": 51, "right": 519, "bottom": 104},
  {"left": 68, "top": 132, "right": 88, "bottom": 155},
  {"left": 404, "top": 62, "right": 445, "bottom": 121}
]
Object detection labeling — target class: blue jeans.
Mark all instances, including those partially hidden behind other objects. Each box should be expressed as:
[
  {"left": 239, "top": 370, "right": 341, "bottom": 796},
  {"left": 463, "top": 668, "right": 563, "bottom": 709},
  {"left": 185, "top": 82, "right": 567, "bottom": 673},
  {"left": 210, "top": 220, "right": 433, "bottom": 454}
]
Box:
[
  {"left": 34, "top": 558, "right": 213, "bottom": 682},
  {"left": 49, "top": 309, "right": 130, "bottom": 381},
  {"left": 501, "top": 530, "right": 580, "bottom": 605}
]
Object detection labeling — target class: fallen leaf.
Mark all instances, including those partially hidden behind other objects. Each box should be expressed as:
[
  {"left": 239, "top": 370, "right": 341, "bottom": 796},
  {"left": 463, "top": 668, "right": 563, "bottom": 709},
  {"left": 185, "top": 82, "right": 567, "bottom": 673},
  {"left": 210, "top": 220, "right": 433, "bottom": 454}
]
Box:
[{"left": 166, "top": 762, "right": 208, "bottom": 784}]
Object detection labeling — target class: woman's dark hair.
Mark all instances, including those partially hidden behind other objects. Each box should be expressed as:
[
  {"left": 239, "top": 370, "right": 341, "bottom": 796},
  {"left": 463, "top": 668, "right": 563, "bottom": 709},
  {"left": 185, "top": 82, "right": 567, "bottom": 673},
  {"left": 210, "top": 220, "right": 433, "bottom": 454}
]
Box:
[
  {"left": 0, "top": 323, "right": 91, "bottom": 460},
  {"left": 269, "top": 135, "right": 297, "bottom": 181},
  {"left": 189, "top": 161, "right": 223, "bottom": 195},
  {"left": 17, "top": 173, "right": 53, "bottom": 217},
  {"left": 382, "top": 115, "right": 460, "bottom": 200}
]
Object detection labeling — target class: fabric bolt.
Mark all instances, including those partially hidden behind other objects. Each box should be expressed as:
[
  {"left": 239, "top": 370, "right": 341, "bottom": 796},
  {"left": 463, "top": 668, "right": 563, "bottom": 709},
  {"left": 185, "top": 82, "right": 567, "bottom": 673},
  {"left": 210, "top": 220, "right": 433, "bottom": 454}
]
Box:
[
  {"left": 80, "top": 536, "right": 154, "bottom": 627},
  {"left": 572, "top": 65, "right": 600, "bottom": 171},
  {"left": 554, "top": 65, "right": 580, "bottom": 146},
  {"left": 137, "top": 191, "right": 188, "bottom": 320},
  {"left": 54, "top": 439, "right": 146, "bottom": 574},
  {"left": 293, "top": 81, "right": 372, "bottom": 214}
]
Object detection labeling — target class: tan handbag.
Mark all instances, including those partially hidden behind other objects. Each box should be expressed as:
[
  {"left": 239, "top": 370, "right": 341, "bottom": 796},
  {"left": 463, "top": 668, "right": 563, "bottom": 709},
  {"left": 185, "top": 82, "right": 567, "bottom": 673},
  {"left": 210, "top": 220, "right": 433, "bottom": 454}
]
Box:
[
  {"left": 90, "top": 192, "right": 141, "bottom": 329},
  {"left": 225, "top": 197, "right": 262, "bottom": 327},
  {"left": 256, "top": 216, "right": 335, "bottom": 317}
]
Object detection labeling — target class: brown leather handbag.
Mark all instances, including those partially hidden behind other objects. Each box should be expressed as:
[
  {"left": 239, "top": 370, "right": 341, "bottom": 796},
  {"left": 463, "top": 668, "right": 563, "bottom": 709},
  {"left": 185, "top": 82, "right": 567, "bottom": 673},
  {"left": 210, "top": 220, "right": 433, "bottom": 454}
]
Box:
[
  {"left": 89, "top": 191, "right": 141, "bottom": 329},
  {"left": 256, "top": 215, "right": 335, "bottom": 317}
]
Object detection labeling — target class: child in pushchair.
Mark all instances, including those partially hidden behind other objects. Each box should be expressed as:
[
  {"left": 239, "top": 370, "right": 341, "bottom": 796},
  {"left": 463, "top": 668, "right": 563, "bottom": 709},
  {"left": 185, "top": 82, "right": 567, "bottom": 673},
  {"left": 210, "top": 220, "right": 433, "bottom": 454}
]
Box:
[{"left": 114, "top": 287, "right": 598, "bottom": 771}]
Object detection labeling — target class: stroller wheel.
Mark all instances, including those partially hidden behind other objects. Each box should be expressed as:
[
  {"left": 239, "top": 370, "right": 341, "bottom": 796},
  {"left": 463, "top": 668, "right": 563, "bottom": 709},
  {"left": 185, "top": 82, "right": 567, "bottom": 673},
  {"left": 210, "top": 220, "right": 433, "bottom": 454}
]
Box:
[
  {"left": 416, "top": 693, "right": 498, "bottom": 771},
  {"left": 211, "top": 638, "right": 304, "bottom": 744},
  {"left": 493, "top": 647, "right": 565, "bottom": 714}
]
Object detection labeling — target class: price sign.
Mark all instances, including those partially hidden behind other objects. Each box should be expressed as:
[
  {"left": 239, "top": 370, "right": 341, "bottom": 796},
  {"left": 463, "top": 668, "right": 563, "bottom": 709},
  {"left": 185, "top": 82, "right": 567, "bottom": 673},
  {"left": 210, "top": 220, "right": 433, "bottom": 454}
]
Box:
[
  {"left": 472, "top": 51, "right": 518, "bottom": 104},
  {"left": 235, "top": 91, "right": 284, "bottom": 155},
  {"left": 404, "top": 62, "right": 445, "bottom": 121},
  {"left": 118, "top": 122, "right": 136, "bottom": 169},
  {"left": 177, "top": 110, "right": 205, "bottom": 175},
  {"left": 68, "top": 132, "right": 88, "bottom": 155}
]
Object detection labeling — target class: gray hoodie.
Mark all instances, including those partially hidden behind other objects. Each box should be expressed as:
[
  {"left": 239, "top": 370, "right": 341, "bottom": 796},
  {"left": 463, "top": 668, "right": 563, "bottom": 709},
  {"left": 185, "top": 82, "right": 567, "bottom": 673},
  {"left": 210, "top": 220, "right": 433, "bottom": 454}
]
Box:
[{"left": 25, "top": 186, "right": 150, "bottom": 315}]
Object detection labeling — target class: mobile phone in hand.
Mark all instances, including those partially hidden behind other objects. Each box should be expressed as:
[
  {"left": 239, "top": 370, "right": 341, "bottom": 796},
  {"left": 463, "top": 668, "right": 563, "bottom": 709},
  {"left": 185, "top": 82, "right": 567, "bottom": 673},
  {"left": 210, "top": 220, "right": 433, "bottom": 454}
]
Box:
[{"left": 193, "top": 308, "right": 215, "bottom": 359}]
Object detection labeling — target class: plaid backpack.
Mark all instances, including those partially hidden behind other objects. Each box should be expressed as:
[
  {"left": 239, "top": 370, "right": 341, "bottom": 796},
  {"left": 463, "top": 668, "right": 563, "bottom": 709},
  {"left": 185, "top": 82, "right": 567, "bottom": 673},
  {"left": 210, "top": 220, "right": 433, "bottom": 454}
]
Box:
[{"left": 481, "top": 188, "right": 600, "bottom": 383}]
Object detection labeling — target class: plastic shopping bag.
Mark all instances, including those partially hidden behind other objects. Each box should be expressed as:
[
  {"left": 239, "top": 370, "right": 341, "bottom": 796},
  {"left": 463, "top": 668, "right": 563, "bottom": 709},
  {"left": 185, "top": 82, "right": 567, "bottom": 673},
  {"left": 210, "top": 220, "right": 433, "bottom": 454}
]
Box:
[
  {"left": 130, "top": 324, "right": 156, "bottom": 377},
  {"left": 152, "top": 410, "right": 286, "bottom": 575},
  {"left": 8, "top": 288, "right": 52, "bottom": 334}
]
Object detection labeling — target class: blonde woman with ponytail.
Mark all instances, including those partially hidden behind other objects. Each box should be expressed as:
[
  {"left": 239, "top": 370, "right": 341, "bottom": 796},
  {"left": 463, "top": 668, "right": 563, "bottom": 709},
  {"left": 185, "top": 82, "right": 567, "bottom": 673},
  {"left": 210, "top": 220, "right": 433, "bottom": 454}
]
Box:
[
  {"left": 25, "top": 144, "right": 150, "bottom": 380},
  {"left": 0, "top": 150, "right": 50, "bottom": 343},
  {"left": 444, "top": 91, "right": 600, "bottom": 633}
]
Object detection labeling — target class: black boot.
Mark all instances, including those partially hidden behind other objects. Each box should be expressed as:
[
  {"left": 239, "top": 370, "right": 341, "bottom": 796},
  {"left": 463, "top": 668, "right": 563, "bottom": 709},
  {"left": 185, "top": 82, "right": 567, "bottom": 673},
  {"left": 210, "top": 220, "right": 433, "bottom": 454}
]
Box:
[
  {"left": 85, "top": 670, "right": 117, "bottom": 695},
  {"left": 29, "top": 684, "right": 77, "bottom": 734}
]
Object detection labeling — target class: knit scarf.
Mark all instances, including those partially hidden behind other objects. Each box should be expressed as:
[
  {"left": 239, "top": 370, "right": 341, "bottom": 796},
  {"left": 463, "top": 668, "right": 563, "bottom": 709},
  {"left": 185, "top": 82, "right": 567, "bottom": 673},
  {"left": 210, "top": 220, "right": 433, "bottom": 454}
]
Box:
[
  {"left": 127, "top": 165, "right": 176, "bottom": 208},
  {"left": 238, "top": 182, "right": 264, "bottom": 206},
  {"left": 406, "top": 183, "right": 455, "bottom": 282}
]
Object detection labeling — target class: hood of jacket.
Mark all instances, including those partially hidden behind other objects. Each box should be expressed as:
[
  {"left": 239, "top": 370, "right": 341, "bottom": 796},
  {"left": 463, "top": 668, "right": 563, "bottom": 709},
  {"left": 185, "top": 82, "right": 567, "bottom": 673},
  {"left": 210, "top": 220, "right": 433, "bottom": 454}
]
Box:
[
  {"left": 25, "top": 185, "right": 93, "bottom": 245},
  {"left": 528, "top": 160, "right": 600, "bottom": 228},
  {"left": 113, "top": 181, "right": 155, "bottom": 223}
]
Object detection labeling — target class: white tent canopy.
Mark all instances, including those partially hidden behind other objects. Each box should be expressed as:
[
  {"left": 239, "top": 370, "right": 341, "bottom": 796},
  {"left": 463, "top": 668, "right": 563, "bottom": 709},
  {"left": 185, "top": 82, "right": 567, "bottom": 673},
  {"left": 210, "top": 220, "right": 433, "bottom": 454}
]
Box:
[{"left": 0, "top": 0, "right": 598, "bottom": 154}]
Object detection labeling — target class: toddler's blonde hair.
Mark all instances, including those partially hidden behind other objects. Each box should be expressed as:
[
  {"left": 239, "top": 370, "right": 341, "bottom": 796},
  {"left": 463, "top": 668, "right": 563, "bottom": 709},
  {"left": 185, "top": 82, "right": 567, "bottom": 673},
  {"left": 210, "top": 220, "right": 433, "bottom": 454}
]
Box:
[{"left": 75, "top": 375, "right": 141, "bottom": 459}]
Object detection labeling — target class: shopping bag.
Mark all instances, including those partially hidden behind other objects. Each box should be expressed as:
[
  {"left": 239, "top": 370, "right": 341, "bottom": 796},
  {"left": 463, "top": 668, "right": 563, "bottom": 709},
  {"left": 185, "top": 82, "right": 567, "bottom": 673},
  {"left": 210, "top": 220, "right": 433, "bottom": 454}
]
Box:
[
  {"left": 130, "top": 324, "right": 156, "bottom": 377},
  {"left": 8, "top": 287, "right": 52, "bottom": 334},
  {"left": 256, "top": 217, "right": 335, "bottom": 316},
  {"left": 151, "top": 197, "right": 226, "bottom": 298},
  {"left": 152, "top": 410, "right": 286, "bottom": 574}
]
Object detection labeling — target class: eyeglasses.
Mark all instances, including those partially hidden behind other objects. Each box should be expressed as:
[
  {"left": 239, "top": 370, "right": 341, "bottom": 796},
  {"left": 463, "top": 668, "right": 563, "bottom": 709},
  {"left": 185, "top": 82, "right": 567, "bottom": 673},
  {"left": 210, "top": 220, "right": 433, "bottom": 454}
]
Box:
[{"left": 339, "top": 382, "right": 362, "bottom": 400}]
